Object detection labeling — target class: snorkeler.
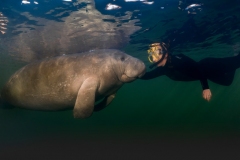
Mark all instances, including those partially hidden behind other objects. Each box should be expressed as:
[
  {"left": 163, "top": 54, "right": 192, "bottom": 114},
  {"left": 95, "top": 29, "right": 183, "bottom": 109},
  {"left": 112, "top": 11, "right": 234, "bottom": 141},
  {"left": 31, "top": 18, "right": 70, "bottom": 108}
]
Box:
[{"left": 140, "top": 42, "right": 240, "bottom": 101}]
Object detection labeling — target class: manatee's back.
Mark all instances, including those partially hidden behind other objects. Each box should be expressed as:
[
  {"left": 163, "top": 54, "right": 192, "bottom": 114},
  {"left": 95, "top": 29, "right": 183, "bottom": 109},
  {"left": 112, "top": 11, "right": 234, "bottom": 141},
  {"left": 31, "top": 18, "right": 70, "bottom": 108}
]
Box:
[
  {"left": 0, "top": 56, "right": 83, "bottom": 108},
  {"left": 1, "top": 64, "right": 54, "bottom": 107}
]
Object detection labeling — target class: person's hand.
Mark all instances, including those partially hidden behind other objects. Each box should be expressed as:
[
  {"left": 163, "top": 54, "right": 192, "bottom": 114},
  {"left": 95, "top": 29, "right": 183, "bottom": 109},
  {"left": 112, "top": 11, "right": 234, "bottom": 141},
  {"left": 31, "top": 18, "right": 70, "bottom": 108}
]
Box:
[{"left": 202, "top": 89, "right": 212, "bottom": 102}]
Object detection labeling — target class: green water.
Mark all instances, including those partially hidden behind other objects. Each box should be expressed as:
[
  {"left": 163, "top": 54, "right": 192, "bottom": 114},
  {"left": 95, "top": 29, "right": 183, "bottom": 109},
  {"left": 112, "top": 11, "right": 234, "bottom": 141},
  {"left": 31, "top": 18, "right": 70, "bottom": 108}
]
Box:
[{"left": 1, "top": 0, "right": 240, "bottom": 158}]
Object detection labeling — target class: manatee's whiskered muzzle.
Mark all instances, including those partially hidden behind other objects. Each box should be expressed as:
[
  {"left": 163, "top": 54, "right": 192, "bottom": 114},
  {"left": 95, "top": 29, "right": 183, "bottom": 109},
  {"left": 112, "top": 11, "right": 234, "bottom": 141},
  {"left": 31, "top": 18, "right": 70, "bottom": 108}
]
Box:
[{"left": 123, "top": 61, "right": 146, "bottom": 80}]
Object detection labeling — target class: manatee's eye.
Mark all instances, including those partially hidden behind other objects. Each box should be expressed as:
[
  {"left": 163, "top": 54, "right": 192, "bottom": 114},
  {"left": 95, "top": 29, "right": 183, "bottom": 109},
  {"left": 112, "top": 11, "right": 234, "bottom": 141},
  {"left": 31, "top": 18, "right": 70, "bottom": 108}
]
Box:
[{"left": 120, "top": 56, "right": 125, "bottom": 61}]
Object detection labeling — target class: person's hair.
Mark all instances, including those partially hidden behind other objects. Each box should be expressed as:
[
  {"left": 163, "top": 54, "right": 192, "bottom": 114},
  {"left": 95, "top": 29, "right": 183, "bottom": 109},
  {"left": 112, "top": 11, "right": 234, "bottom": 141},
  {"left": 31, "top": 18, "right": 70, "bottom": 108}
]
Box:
[{"left": 159, "top": 42, "right": 169, "bottom": 55}]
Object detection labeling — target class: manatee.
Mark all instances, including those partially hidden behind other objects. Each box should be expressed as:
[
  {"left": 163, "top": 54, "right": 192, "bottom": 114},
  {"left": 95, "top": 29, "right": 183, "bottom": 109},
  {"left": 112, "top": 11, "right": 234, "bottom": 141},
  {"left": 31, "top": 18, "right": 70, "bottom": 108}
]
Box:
[{"left": 1, "top": 49, "right": 146, "bottom": 118}]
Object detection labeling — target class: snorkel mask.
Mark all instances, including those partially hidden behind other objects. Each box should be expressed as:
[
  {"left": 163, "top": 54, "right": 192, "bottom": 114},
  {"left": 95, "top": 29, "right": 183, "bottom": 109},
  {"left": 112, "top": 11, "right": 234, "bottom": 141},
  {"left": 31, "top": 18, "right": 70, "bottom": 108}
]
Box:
[
  {"left": 148, "top": 42, "right": 168, "bottom": 69},
  {"left": 147, "top": 43, "right": 162, "bottom": 63}
]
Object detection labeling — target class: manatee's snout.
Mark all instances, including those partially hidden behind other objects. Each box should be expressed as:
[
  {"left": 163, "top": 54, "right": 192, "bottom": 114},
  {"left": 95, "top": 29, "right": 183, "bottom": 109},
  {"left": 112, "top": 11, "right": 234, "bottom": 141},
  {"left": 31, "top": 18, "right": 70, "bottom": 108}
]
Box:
[
  {"left": 133, "top": 59, "right": 146, "bottom": 77},
  {"left": 135, "top": 60, "right": 146, "bottom": 78},
  {"left": 122, "top": 57, "right": 146, "bottom": 82}
]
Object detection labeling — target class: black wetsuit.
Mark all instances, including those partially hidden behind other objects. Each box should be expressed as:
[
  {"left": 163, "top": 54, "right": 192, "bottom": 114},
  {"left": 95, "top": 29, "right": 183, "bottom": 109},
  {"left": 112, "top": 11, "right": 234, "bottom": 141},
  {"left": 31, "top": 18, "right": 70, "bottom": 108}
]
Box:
[{"left": 141, "top": 53, "right": 240, "bottom": 90}]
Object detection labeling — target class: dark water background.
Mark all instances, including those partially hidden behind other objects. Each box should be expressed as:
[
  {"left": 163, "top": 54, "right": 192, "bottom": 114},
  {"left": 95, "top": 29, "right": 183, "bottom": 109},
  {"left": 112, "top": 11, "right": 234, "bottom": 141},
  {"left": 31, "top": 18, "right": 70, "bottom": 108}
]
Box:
[{"left": 1, "top": 0, "right": 240, "bottom": 159}]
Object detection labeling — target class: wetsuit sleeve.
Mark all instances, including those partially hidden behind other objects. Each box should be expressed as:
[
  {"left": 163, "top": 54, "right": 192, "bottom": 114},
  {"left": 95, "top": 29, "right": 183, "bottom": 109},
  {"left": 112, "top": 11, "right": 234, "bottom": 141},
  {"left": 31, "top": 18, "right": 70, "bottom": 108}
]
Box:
[
  {"left": 140, "top": 67, "right": 165, "bottom": 80},
  {"left": 199, "top": 74, "right": 209, "bottom": 90},
  {"left": 177, "top": 54, "right": 209, "bottom": 90}
]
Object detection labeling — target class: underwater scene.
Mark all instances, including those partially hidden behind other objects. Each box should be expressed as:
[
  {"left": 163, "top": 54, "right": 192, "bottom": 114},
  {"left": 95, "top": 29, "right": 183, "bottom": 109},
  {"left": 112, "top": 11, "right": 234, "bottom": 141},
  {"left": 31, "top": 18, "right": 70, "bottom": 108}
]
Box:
[{"left": 1, "top": 0, "right": 240, "bottom": 159}]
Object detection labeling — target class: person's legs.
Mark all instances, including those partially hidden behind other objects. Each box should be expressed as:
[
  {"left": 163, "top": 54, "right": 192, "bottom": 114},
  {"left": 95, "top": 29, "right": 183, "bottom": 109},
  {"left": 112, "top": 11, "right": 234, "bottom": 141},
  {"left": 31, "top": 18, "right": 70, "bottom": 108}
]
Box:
[
  {"left": 198, "top": 55, "right": 239, "bottom": 86},
  {"left": 207, "top": 70, "right": 235, "bottom": 86}
]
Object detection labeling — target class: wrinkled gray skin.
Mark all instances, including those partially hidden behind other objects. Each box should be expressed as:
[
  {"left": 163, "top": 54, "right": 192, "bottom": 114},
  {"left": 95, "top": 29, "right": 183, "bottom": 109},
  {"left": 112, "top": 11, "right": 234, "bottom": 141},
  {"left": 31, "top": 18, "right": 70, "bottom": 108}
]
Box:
[{"left": 1, "top": 49, "right": 146, "bottom": 119}]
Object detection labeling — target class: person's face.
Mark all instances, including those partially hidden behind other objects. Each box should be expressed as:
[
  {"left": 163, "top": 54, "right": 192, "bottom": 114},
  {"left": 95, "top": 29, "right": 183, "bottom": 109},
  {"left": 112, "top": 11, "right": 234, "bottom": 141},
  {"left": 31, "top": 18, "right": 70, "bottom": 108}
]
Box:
[
  {"left": 152, "top": 51, "right": 163, "bottom": 63},
  {"left": 152, "top": 52, "right": 168, "bottom": 67}
]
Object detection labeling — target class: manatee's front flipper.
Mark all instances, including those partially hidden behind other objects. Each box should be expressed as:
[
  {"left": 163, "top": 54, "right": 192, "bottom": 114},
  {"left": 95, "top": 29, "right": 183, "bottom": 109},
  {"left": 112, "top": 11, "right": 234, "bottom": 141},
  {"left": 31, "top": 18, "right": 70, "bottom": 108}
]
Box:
[
  {"left": 73, "top": 78, "right": 99, "bottom": 119},
  {"left": 94, "top": 93, "right": 116, "bottom": 112}
]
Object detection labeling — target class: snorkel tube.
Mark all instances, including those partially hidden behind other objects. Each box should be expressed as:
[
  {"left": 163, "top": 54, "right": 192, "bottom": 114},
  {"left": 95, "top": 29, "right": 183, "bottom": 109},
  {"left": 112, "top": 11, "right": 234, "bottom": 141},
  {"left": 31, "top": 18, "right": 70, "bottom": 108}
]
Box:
[{"left": 148, "top": 42, "right": 168, "bottom": 69}]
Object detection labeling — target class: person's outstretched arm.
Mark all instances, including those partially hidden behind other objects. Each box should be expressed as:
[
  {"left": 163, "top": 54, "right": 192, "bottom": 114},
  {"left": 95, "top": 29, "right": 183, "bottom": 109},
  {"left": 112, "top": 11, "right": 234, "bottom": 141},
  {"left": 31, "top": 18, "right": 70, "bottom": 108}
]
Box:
[
  {"left": 140, "top": 67, "right": 165, "bottom": 80},
  {"left": 197, "top": 62, "right": 212, "bottom": 101}
]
